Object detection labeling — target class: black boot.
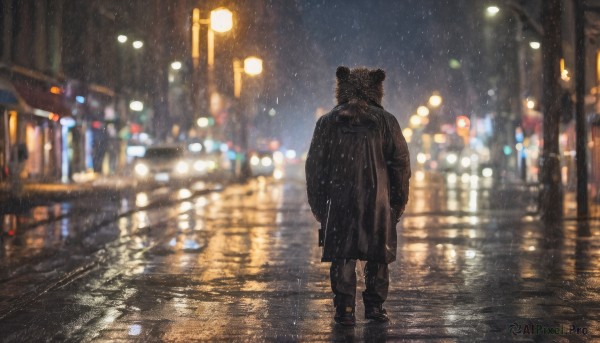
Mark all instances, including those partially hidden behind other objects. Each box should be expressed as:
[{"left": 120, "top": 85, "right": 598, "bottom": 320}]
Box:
[
  {"left": 334, "top": 306, "right": 356, "bottom": 326},
  {"left": 365, "top": 304, "right": 389, "bottom": 322}
]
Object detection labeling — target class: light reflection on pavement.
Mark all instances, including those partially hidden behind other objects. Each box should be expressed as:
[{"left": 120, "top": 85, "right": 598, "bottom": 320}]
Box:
[{"left": 0, "top": 171, "right": 599, "bottom": 341}]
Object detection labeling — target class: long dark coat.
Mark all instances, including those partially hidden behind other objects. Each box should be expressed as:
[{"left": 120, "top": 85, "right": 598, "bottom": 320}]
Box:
[{"left": 305, "top": 102, "right": 411, "bottom": 263}]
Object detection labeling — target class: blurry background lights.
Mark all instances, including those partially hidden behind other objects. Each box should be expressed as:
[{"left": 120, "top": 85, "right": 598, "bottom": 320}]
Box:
[
  {"left": 482, "top": 167, "right": 494, "bottom": 178},
  {"left": 417, "top": 106, "right": 430, "bottom": 117},
  {"left": 285, "top": 149, "right": 297, "bottom": 159},
  {"left": 527, "top": 99, "right": 535, "bottom": 109},
  {"left": 244, "top": 56, "right": 263, "bottom": 75},
  {"left": 446, "top": 153, "right": 458, "bottom": 165},
  {"left": 428, "top": 94, "right": 443, "bottom": 108},
  {"left": 461, "top": 156, "right": 471, "bottom": 168},
  {"left": 486, "top": 6, "right": 500, "bottom": 17},
  {"left": 409, "top": 114, "right": 422, "bottom": 127},
  {"left": 417, "top": 153, "right": 427, "bottom": 164},
  {"left": 529, "top": 41, "right": 541, "bottom": 49},
  {"left": 132, "top": 40, "right": 144, "bottom": 49},
  {"left": 402, "top": 128, "right": 413, "bottom": 142},
  {"left": 117, "top": 35, "right": 128, "bottom": 43},
  {"left": 197, "top": 117, "right": 209, "bottom": 128},
  {"left": 456, "top": 115, "right": 470, "bottom": 129},
  {"left": 210, "top": 8, "right": 233, "bottom": 33},
  {"left": 129, "top": 100, "right": 144, "bottom": 111},
  {"left": 171, "top": 61, "right": 182, "bottom": 70}
]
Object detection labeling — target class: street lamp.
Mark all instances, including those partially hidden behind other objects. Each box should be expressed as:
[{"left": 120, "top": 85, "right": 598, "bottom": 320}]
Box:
[
  {"left": 233, "top": 56, "right": 263, "bottom": 181},
  {"left": 486, "top": 6, "right": 500, "bottom": 17},
  {"left": 117, "top": 35, "right": 128, "bottom": 43},
  {"left": 191, "top": 7, "right": 233, "bottom": 124},
  {"left": 132, "top": 40, "right": 144, "bottom": 49},
  {"left": 170, "top": 61, "right": 182, "bottom": 70},
  {"left": 243, "top": 57, "right": 263, "bottom": 76},
  {"left": 428, "top": 93, "right": 443, "bottom": 108}
]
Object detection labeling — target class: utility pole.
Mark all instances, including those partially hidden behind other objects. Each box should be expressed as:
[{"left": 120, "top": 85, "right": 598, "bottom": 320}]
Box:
[
  {"left": 539, "top": 0, "right": 564, "bottom": 223},
  {"left": 574, "top": 0, "right": 589, "bottom": 220}
]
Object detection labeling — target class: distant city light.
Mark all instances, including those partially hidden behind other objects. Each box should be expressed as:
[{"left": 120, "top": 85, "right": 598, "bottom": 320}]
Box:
[
  {"left": 529, "top": 41, "right": 541, "bottom": 50},
  {"left": 171, "top": 61, "right": 182, "bottom": 70},
  {"left": 461, "top": 157, "right": 471, "bottom": 168},
  {"left": 285, "top": 150, "right": 297, "bottom": 159},
  {"left": 130, "top": 100, "right": 144, "bottom": 111},
  {"left": 433, "top": 133, "right": 446, "bottom": 144},
  {"left": 446, "top": 153, "right": 458, "bottom": 165},
  {"left": 417, "top": 106, "right": 430, "bottom": 117},
  {"left": 486, "top": 6, "right": 500, "bottom": 17},
  {"left": 117, "top": 35, "right": 128, "bottom": 43},
  {"left": 428, "top": 94, "right": 443, "bottom": 108},
  {"left": 75, "top": 95, "right": 85, "bottom": 104},
  {"left": 417, "top": 153, "right": 427, "bottom": 164},
  {"left": 527, "top": 99, "right": 535, "bottom": 109},
  {"left": 409, "top": 115, "right": 422, "bottom": 127},
  {"left": 449, "top": 59, "right": 461, "bottom": 69},
  {"left": 132, "top": 40, "right": 144, "bottom": 49},
  {"left": 188, "top": 143, "right": 203, "bottom": 152},
  {"left": 197, "top": 117, "right": 209, "bottom": 128}
]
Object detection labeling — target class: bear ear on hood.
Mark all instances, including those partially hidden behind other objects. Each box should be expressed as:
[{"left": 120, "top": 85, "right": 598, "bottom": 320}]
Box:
[
  {"left": 370, "top": 68, "right": 386, "bottom": 83},
  {"left": 336, "top": 66, "right": 350, "bottom": 81}
]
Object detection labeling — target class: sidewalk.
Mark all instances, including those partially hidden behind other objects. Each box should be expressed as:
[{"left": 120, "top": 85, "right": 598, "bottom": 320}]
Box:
[{"left": 0, "top": 175, "right": 135, "bottom": 212}]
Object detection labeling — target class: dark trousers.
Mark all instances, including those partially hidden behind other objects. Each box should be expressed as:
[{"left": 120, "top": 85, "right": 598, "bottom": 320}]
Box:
[{"left": 330, "top": 259, "right": 389, "bottom": 310}]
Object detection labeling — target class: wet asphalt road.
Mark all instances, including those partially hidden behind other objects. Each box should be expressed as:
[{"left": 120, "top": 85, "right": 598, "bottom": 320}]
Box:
[{"left": 1, "top": 169, "right": 600, "bottom": 342}]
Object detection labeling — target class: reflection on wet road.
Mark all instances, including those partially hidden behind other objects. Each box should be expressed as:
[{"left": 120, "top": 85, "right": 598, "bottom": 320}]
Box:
[{"left": 1, "top": 171, "right": 600, "bottom": 341}]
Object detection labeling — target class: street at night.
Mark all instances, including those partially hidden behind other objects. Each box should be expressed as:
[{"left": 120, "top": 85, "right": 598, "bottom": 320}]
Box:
[
  {"left": 3, "top": 0, "right": 600, "bottom": 341},
  {"left": 0, "top": 168, "right": 599, "bottom": 341}
]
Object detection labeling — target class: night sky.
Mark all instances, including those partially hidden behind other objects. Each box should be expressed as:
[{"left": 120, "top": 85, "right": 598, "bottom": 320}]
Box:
[{"left": 282, "top": 0, "right": 474, "bottom": 151}]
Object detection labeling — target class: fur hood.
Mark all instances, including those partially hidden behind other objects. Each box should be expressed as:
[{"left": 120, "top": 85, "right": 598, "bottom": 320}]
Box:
[{"left": 335, "top": 66, "right": 385, "bottom": 108}]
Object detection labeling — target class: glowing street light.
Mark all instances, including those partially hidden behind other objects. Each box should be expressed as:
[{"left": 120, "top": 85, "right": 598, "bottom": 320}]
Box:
[
  {"left": 129, "top": 100, "right": 144, "bottom": 112},
  {"left": 417, "top": 106, "right": 430, "bottom": 117},
  {"left": 428, "top": 94, "right": 443, "bottom": 108},
  {"left": 171, "top": 61, "right": 182, "bottom": 70},
  {"left": 486, "top": 6, "right": 500, "bottom": 17},
  {"left": 244, "top": 57, "right": 263, "bottom": 76},
  {"left": 409, "top": 115, "right": 422, "bottom": 127},
  {"left": 132, "top": 40, "right": 144, "bottom": 49},
  {"left": 197, "top": 117, "right": 209, "bottom": 128},
  {"left": 117, "top": 35, "right": 128, "bottom": 43},
  {"left": 210, "top": 8, "right": 233, "bottom": 33},
  {"left": 529, "top": 41, "right": 541, "bottom": 50}
]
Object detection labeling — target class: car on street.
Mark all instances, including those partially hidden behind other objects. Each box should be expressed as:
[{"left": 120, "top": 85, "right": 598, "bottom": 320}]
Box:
[
  {"left": 133, "top": 145, "right": 197, "bottom": 184},
  {"left": 249, "top": 151, "right": 276, "bottom": 177}
]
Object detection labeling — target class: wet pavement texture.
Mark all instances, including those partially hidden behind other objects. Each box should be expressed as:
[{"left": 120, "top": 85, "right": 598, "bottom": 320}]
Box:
[{"left": 1, "top": 170, "right": 600, "bottom": 342}]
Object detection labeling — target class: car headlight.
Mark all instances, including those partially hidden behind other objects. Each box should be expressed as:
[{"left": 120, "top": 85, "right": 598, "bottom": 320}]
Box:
[
  {"left": 250, "top": 155, "right": 260, "bottom": 166},
  {"left": 134, "top": 163, "right": 149, "bottom": 177},
  {"left": 175, "top": 161, "right": 189, "bottom": 174},
  {"left": 193, "top": 160, "right": 207, "bottom": 172},
  {"left": 261, "top": 156, "right": 273, "bottom": 167}
]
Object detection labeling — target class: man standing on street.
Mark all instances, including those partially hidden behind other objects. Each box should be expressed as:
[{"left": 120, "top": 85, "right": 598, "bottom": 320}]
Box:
[{"left": 305, "top": 66, "right": 411, "bottom": 326}]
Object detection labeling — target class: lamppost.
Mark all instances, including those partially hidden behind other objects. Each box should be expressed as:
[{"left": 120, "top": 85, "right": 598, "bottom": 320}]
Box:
[
  {"left": 191, "top": 7, "right": 233, "bottom": 136},
  {"left": 233, "top": 56, "right": 263, "bottom": 181},
  {"left": 486, "top": 3, "right": 543, "bottom": 180}
]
